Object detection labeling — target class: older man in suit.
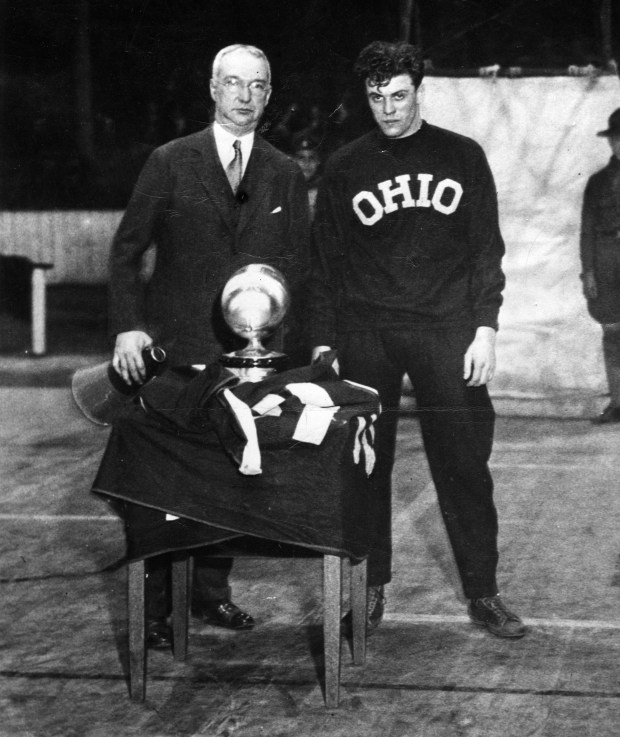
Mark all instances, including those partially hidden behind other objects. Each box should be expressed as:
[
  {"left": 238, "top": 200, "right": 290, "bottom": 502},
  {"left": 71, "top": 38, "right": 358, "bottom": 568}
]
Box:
[{"left": 109, "top": 44, "right": 310, "bottom": 648}]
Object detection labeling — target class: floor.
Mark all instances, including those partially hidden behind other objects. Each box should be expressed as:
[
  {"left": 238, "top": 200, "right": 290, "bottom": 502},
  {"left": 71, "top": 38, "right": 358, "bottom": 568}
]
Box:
[{"left": 0, "top": 290, "right": 618, "bottom": 736}]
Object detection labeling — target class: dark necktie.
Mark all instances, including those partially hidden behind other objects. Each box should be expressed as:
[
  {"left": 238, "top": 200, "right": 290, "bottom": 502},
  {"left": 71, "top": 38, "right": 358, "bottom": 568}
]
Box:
[{"left": 225, "top": 139, "right": 243, "bottom": 194}]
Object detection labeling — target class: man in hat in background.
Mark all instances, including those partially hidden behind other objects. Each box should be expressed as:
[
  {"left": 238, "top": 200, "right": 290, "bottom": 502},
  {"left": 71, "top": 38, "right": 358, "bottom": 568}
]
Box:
[
  {"left": 290, "top": 131, "right": 323, "bottom": 220},
  {"left": 108, "top": 43, "right": 310, "bottom": 648},
  {"left": 580, "top": 108, "right": 620, "bottom": 423}
]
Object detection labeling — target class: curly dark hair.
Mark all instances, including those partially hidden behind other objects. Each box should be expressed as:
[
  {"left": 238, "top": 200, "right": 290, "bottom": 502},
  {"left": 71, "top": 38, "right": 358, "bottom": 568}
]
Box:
[{"left": 354, "top": 41, "right": 425, "bottom": 89}]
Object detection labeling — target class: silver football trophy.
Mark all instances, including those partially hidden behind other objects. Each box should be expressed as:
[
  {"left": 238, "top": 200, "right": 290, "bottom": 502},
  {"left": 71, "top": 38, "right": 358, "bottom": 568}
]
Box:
[{"left": 220, "top": 263, "right": 290, "bottom": 382}]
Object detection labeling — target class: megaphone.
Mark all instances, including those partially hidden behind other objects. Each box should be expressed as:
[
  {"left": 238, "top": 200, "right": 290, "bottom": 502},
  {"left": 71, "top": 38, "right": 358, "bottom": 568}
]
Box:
[{"left": 71, "top": 346, "right": 166, "bottom": 426}]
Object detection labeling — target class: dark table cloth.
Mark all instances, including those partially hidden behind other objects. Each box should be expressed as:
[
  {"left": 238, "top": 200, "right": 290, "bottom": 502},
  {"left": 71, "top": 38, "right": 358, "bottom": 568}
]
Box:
[{"left": 92, "top": 361, "right": 378, "bottom": 562}]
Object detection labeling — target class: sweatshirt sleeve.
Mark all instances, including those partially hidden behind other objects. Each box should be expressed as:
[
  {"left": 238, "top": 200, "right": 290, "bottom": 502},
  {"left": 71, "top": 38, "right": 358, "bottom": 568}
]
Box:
[{"left": 466, "top": 147, "right": 506, "bottom": 331}]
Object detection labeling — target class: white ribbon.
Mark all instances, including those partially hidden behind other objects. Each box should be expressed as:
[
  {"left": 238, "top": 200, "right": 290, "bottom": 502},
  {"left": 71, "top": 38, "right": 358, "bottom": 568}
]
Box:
[
  {"left": 353, "top": 415, "right": 377, "bottom": 476},
  {"left": 285, "top": 382, "right": 335, "bottom": 407},
  {"left": 292, "top": 405, "right": 339, "bottom": 445},
  {"left": 222, "top": 388, "right": 262, "bottom": 475}
]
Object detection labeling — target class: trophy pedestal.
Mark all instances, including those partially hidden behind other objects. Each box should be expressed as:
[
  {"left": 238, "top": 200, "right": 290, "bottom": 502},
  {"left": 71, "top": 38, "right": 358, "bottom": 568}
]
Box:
[
  {"left": 220, "top": 263, "right": 291, "bottom": 383},
  {"left": 220, "top": 350, "right": 288, "bottom": 383}
]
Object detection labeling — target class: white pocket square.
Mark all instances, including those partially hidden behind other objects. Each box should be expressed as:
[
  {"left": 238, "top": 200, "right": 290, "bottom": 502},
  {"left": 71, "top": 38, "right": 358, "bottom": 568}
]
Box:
[{"left": 270, "top": 206, "right": 282, "bottom": 214}]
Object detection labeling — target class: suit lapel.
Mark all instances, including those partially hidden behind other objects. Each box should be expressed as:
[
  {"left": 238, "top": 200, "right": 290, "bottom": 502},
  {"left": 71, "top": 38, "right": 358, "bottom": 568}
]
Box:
[
  {"left": 189, "top": 129, "right": 278, "bottom": 239},
  {"left": 236, "top": 136, "right": 275, "bottom": 236},
  {"left": 190, "top": 126, "right": 237, "bottom": 235}
]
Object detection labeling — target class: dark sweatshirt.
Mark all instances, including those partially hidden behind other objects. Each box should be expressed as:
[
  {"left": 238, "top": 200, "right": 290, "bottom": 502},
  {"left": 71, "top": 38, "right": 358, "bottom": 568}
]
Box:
[{"left": 308, "top": 121, "right": 506, "bottom": 347}]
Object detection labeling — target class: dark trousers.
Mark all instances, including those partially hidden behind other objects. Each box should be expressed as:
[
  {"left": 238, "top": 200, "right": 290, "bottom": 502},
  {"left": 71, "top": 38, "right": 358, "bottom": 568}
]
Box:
[
  {"left": 145, "top": 552, "right": 233, "bottom": 619},
  {"left": 338, "top": 327, "right": 499, "bottom": 600},
  {"left": 602, "top": 322, "right": 620, "bottom": 407}
]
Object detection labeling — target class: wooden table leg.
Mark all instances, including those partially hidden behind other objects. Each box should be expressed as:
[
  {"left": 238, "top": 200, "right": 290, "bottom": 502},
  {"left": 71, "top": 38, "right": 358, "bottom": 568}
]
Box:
[
  {"left": 127, "top": 560, "right": 146, "bottom": 702},
  {"left": 171, "top": 555, "right": 190, "bottom": 661},
  {"left": 323, "top": 555, "right": 342, "bottom": 708},
  {"left": 350, "top": 558, "right": 367, "bottom": 666},
  {"left": 30, "top": 264, "right": 52, "bottom": 356}
]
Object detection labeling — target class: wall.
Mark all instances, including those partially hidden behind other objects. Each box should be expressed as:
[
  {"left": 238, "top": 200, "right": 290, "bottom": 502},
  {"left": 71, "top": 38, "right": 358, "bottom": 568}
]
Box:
[
  {"left": 422, "top": 74, "right": 620, "bottom": 415},
  {"left": 0, "top": 210, "right": 122, "bottom": 284}
]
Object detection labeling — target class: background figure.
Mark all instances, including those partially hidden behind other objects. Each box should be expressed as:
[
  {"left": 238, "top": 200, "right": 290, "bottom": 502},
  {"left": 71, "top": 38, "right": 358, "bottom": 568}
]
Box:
[
  {"left": 580, "top": 108, "right": 620, "bottom": 424},
  {"left": 320, "top": 88, "right": 374, "bottom": 159},
  {"left": 290, "top": 132, "right": 322, "bottom": 219},
  {"left": 267, "top": 101, "right": 306, "bottom": 152},
  {"left": 309, "top": 41, "right": 526, "bottom": 639},
  {"left": 108, "top": 44, "right": 310, "bottom": 648}
]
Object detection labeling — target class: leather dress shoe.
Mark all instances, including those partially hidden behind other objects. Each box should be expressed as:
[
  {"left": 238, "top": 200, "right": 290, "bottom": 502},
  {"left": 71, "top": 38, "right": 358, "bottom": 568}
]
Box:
[
  {"left": 342, "top": 585, "right": 385, "bottom": 637},
  {"left": 468, "top": 595, "right": 527, "bottom": 639},
  {"left": 591, "top": 405, "right": 620, "bottom": 424},
  {"left": 146, "top": 617, "right": 172, "bottom": 649},
  {"left": 366, "top": 585, "right": 386, "bottom": 631},
  {"left": 191, "top": 600, "right": 255, "bottom": 630}
]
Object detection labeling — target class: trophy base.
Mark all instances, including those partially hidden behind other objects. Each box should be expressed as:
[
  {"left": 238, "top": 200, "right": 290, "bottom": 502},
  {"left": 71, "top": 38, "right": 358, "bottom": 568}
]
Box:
[{"left": 220, "top": 351, "right": 288, "bottom": 383}]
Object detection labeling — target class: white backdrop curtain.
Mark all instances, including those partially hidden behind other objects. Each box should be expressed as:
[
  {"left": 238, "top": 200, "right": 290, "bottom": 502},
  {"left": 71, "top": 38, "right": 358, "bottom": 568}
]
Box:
[{"left": 423, "top": 75, "right": 620, "bottom": 415}]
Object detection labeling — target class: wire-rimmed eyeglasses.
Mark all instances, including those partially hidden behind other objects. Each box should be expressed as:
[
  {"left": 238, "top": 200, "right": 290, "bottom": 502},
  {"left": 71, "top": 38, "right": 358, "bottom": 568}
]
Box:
[{"left": 214, "top": 77, "right": 271, "bottom": 96}]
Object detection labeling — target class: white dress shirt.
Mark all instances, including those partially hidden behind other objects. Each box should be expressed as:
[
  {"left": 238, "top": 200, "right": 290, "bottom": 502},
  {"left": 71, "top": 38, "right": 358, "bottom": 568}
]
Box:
[{"left": 213, "top": 121, "right": 254, "bottom": 180}]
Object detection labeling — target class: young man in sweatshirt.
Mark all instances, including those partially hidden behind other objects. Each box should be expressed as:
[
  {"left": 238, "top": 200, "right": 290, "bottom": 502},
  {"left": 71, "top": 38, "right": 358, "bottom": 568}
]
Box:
[{"left": 309, "top": 40, "right": 526, "bottom": 639}]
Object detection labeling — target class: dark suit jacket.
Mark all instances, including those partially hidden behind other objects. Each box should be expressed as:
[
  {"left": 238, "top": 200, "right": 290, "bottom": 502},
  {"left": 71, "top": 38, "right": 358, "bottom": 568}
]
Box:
[
  {"left": 109, "top": 126, "right": 310, "bottom": 365},
  {"left": 580, "top": 155, "right": 620, "bottom": 323}
]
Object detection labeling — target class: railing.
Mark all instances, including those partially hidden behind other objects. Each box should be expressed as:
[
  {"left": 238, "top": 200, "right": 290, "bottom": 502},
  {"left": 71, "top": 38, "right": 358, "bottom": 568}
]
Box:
[{"left": 0, "top": 210, "right": 123, "bottom": 284}]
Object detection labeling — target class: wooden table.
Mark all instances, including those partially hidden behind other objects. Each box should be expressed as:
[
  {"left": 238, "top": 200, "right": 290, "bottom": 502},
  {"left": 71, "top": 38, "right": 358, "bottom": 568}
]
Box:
[{"left": 93, "top": 388, "right": 377, "bottom": 706}]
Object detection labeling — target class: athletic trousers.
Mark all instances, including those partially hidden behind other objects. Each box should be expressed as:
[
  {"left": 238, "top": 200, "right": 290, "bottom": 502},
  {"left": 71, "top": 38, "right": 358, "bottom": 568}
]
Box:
[{"left": 338, "top": 326, "right": 499, "bottom": 601}]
